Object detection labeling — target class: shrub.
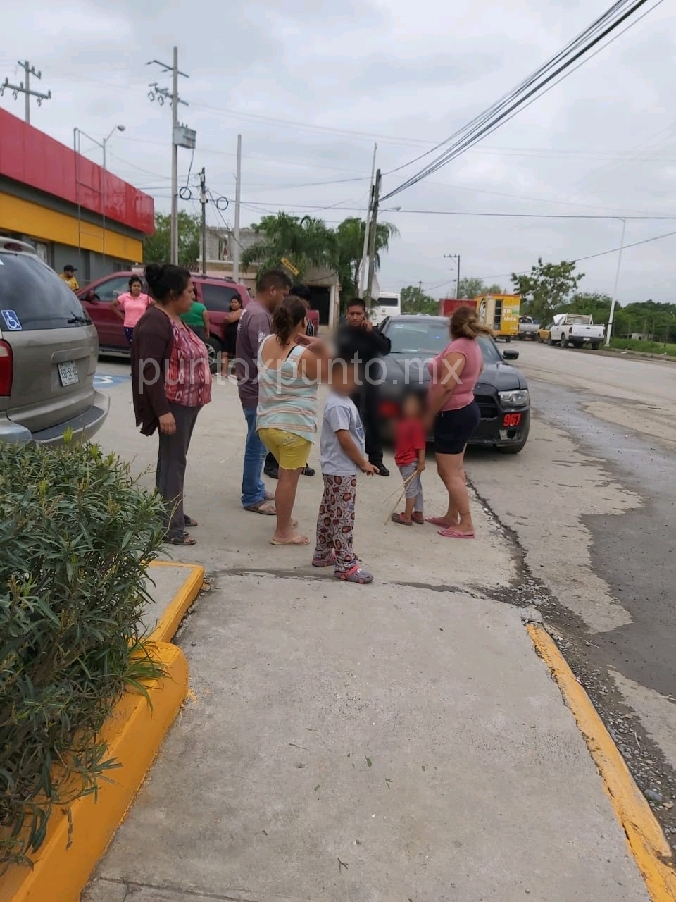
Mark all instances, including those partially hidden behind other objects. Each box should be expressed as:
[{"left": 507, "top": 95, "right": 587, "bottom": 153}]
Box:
[{"left": 0, "top": 440, "right": 166, "bottom": 870}]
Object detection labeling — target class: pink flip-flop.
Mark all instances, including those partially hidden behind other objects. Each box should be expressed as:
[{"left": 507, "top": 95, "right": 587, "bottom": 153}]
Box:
[
  {"left": 426, "top": 516, "right": 452, "bottom": 527},
  {"left": 438, "top": 527, "right": 475, "bottom": 539}
]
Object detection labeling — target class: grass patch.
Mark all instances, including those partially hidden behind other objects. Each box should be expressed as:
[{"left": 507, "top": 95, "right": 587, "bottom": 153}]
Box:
[{"left": 609, "top": 338, "right": 676, "bottom": 357}]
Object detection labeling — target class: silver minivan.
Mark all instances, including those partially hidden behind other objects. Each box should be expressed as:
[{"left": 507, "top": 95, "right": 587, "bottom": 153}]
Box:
[{"left": 0, "top": 238, "right": 109, "bottom": 445}]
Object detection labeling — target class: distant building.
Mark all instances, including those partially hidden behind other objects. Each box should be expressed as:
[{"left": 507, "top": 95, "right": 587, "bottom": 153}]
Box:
[
  {"left": 203, "top": 226, "right": 340, "bottom": 328},
  {"left": 0, "top": 108, "right": 154, "bottom": 282}
]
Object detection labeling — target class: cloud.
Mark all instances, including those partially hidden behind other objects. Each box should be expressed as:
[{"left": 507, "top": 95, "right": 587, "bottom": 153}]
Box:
[{"left": 1, "top": 0, "right": 676, "bottom": 301}]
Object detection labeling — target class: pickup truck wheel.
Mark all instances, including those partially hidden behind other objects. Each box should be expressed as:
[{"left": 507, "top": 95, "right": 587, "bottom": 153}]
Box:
[
  {"left": 560, "top": 334, "right": 568, "bottom": 348},
  {"left": 591, "top": 342, "right": 600, "bottom": 350},
  {"left": 204, "top": 337, "right": 222, "bottom": 374}
]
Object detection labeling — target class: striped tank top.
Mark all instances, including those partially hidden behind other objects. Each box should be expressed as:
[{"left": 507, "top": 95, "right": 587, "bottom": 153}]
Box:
[{"left": 256, "top": 340, "right": 319, "bottom": 441}]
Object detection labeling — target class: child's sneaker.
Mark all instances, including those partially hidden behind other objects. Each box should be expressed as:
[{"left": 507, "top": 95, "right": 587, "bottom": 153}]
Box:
[{"left": 335, "top": 565, "right": 373, "bottom": 584}]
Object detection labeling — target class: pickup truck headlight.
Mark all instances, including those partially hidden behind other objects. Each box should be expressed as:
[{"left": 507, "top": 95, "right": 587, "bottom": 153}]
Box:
[{"left": 499, "top": 389, "right": 529, "bottom": 407}]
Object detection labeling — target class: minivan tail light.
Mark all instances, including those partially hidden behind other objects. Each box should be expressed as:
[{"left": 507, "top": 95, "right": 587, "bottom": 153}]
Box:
[{"left": 0, "top": 341, "right": 13, "bottom": 396}]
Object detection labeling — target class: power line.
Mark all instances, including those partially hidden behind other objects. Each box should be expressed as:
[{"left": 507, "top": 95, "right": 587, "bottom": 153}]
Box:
[{"left": 382, "top": 0, "right": 662, "bottom": 200}]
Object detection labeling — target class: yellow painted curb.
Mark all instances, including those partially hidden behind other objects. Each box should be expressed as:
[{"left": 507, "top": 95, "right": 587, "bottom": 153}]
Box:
[
  {"left": 528, "top": 623, "right": 676, "bottom": 901},
  {"left": 0, "top": 642, "right": 188, "bottom": 902},
  {"left": 148, "top": 560, "right": 205, "bottom": 644}
]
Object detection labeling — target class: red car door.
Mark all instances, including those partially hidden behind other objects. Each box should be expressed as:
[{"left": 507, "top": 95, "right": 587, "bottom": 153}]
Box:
[{"left": 81, "top": 275, "right": 130, "bottom": 349}]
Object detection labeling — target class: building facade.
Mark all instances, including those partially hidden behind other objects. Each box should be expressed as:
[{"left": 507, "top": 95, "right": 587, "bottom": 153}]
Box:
[
  {"left": 202, "top": 226, "right": 341, "bottom": 328},
  {"left": 0, "top": 109, "right": 154, "bottom": 283}
]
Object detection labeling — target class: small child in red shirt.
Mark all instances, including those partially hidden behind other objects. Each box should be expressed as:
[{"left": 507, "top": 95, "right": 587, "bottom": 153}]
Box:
[{"left": 391, "top": 392, "right": 426, "bottom": 526}]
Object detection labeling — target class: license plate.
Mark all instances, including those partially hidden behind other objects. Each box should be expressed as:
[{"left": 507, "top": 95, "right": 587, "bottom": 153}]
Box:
[
  {"left": 503, "top": 413, "right": 522, "bottom": 427},
  {"left": 58, "top": 362, "right": 79, "bottom": 387}
]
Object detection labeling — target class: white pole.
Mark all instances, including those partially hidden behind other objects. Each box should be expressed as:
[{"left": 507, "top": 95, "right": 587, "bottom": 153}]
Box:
[
  {"left": 232, "top": 134, "right": 242, "bottom": 282},
  {"left": 359, "top": 142, "right": 377, "bottom": 297},
  {"left": 170, "top": 46, "right": 179, "bottom": 265},
  {"left": 606, "top": 218, "right": 626, "bottom": 347}
]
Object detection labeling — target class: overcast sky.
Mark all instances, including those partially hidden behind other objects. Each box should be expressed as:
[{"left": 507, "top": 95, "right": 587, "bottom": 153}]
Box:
[{"left": 1, "top": 0, "right": 675, "bottom": 301}]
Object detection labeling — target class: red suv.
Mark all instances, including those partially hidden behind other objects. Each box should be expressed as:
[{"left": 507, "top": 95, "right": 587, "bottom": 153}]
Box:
[{"left": 77, "top": 271, "right": 253, "bottom": 371}]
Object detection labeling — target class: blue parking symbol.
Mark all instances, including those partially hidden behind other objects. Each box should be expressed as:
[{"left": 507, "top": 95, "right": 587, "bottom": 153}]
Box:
[{"left": 1, "top": 310, "right": 22, "bottom": 331}]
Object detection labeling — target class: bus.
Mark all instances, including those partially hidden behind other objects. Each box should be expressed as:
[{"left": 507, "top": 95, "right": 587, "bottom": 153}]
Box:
[{"left": 370, "top": 291, "right": 401, "bottom": 326}]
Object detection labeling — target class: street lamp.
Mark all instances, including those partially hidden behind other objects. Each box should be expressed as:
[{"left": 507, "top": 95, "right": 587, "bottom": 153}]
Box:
[
  {"left": 102, "top": 124, "right": 125, "bottom": 172},
  {"left": 73, "top": 124, "right": 126, "bottom": 265}
]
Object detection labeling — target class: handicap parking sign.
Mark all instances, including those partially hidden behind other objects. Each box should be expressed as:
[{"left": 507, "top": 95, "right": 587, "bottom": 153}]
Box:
[{"left": 1, "top": 310, "right": 22, "bottom": 331}]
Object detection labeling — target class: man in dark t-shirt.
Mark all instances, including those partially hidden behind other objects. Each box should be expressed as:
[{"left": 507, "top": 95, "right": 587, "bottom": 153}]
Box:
[{"left": 235, "top": 269, "right": 291, "bottom": 511}]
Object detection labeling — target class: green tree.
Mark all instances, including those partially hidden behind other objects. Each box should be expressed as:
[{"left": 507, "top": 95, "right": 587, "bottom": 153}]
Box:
[
  {"left": 143, "top": 211, "right": 201, "bottom": 268},
  {"left": 240, "top": 213, "right": 336, "bottom": 280},
  {"left": 457, "top": 278, "right": 505, "bottom": 299},
  {"left": 335, "top": 217, "right": 399, "bottom": 301},
  {"left": 401, "top": 285, "right": 438, "bottom": 314},
  {"left": 564, "top": 292, "right": 613, "bottom": 322},
  {"left": 511, "top": 258, "right": 584, "bottom": 321}
]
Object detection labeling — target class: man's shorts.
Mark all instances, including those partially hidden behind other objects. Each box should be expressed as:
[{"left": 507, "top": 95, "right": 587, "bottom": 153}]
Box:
[{"left": 258, "top": 428, "right": 312, "bottom": 471}]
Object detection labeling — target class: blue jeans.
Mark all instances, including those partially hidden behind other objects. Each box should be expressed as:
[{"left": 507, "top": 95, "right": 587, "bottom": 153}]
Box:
[{"left": 241, "top": 406, "right": 267, "bottom": 508}]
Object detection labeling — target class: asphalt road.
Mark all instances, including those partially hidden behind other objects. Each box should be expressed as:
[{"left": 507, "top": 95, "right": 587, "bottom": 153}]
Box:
[{"left": 466, "top": 341, "right": 676, "bottom": 842}]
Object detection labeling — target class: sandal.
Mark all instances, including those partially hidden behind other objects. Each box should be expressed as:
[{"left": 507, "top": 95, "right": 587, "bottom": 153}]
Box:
[
  {"left": 426, "top": 516, "right": 454, "bottom": 527},
  {"left": 312, "top": 551, "right": 336, "bottom": 568},
  {"left": 165, "top": 532, "right": 196, "bottom": 546},
  {"left": 412, "top": 513, "right": 425, "bottom": 525},
  {"left": 270, "top": 534, "right": 310, "bottom": 546},
  {"left": 437, "top": 527, "right": 475, "bottom": 539},
  {"left": 335, "top": 565, "right": 373, "bottom": 584},
  {"left": 184, "top": 515, "right": 198, "bottom": 528},
  {"left": 391, "top": 512, "right": 413, "bottom": 527},
  {"left": 245, "top": 501, "right": 276, "bottom": 515}
]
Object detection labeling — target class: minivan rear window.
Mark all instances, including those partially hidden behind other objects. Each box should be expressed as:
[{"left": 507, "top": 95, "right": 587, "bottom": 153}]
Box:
[
  {"left": 0, "top": 253, "right": 89, "bottom": 331},
  {"left": 200, "top": 283, "right": 242, "bottom": 312}
]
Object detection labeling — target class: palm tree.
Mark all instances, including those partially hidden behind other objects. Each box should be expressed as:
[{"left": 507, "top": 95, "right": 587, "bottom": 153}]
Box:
[
  {"left": 240, "top": 214, "right": 336, "bottom": 279},
  {"left": 335, "top": 217, "right": 399, "bottom": 301}
]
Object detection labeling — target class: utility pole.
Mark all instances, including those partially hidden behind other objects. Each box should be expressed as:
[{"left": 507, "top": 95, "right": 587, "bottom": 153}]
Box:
[
  {"left": 359, "top": 143, "right": 377, "bottom": 298},
  {"left": 444, "top": 253, "right": 461, "bottom": 297},
  {"left": 199, "top": 167, "right": 207, "bottom": 276},
  {"left": 606, "top": 218, "right": 626, "bottom": 347},
  {"left": 232, "top": 134, "right": 242, "bottom": 282},
  {"left": 366, "top": 168, "right": 382, "bottom": 301},
  {"left": 147, "top": 49, "right": 190, "bottom": 265},
  {"left": 1, "top": 61, "right": 51, "bottom": 124}
]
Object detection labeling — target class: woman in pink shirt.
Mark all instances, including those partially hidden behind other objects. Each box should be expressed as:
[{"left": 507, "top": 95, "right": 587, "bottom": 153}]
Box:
[
  {"left": 112, "top": 275, "right": 153, "bottom": 344},
  {"left": 426, "top": 306, "right": 492, "bottom": 539}
]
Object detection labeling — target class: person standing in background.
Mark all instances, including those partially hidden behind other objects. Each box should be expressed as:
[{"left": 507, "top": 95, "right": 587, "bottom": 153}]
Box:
[
  {"left": 112, "top": 275, "right": 153, "bottom": 344},
  {"left": 236, "top": 269, "right": 292, "bottom": 514},
  {"left": 60, "top": 265, "right": 79, "bottom": 291},
  {"left": 181, "top": 295, "right": 210, "bottom": 342},
  {"left": 221, "top": 294, "right": 243, "bottom": 376}
]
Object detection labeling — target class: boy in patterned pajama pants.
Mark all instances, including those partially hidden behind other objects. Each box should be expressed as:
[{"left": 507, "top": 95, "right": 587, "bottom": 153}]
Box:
[{"left": 313, "top": 361, "right": 377, "bottom": 584}]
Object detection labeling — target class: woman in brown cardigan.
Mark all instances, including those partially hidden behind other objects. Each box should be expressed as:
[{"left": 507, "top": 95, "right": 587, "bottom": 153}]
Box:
[{"left": 131, "top": 263, "right": 212, "bottom": 545}]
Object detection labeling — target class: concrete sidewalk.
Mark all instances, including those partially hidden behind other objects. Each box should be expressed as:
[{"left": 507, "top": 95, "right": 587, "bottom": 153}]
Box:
[{"left": 82, "top": 375, "right": 649, "bottom": 901}]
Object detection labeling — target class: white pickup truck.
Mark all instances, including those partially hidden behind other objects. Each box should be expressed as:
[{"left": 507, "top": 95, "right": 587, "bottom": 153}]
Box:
[{"left": 549, "top": 314, "right": 605, "bottom": 350}]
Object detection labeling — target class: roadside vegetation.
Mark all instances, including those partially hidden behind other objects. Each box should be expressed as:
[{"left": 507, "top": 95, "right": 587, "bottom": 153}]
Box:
[
  {"left": 609, "top": 337, "right": 676, "bottom": 357},
  {"left": 0, "top": 440, "right": 165, "bottom": 870}
]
